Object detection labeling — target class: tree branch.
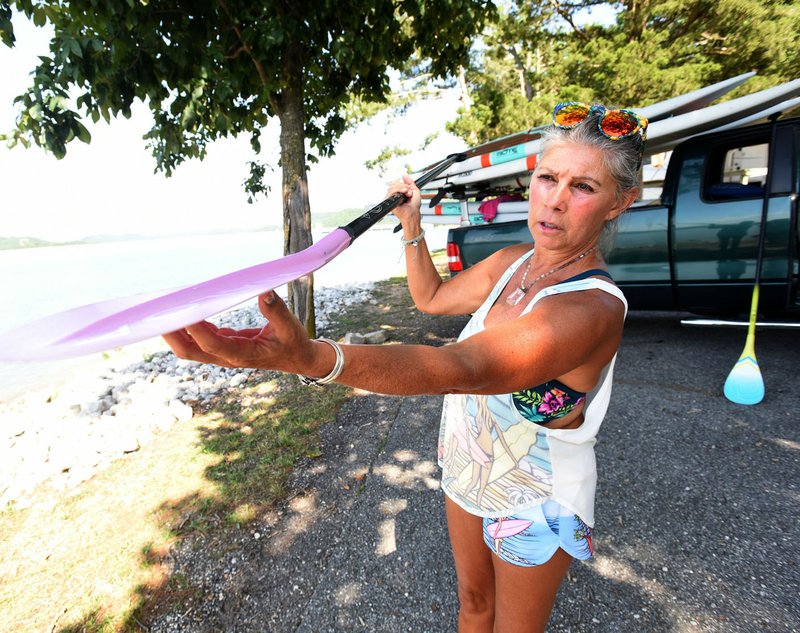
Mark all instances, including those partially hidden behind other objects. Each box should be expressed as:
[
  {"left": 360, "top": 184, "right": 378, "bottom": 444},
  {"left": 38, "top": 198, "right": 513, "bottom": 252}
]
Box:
[
  {"left": 225, "top": 45, "right": 247, "bottom": 60},
  {"left": 217, "top": 0, "right": 270, "bottom": 89},
  {"left": 548, "top": 0, "right": 589, "bottom": 43},
  {"left": 671, "top": 4, "right": 709, "bottom": 40}
]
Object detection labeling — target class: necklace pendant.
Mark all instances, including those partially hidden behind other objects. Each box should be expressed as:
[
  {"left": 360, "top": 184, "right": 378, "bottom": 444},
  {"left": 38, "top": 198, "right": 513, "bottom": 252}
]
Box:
[{"left": 506, "top": 287, "right": 526, "bottom": 306}]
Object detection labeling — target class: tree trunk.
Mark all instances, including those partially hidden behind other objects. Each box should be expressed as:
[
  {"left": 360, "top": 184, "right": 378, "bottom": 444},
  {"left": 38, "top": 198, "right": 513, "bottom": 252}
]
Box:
[
  {"left": 276, "top": 60, "right": 316, "bottom": 338},
  {"left": 457, "top": 65, "right": 473, "bottom": 111},
  {"left": 508, "top": 45, "right": 534, "bottom": 101}
]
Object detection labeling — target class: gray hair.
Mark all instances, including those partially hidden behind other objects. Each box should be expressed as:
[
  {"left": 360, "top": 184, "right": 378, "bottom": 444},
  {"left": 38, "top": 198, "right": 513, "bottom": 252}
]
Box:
[{"left": 537, "top": 109, "right": 645, "bottom": 253}]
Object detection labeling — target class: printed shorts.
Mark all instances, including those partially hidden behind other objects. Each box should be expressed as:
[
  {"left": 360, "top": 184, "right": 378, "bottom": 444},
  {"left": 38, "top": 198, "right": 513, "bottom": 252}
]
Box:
[{"left": 482, "top": 499, "right": 594, "bottom": 567}]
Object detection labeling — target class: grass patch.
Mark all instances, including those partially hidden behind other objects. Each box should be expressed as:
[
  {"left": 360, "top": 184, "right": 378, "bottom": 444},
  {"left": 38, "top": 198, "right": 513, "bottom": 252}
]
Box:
[{"left": 0, "top": 374, "right": 350, "bottom": 632}]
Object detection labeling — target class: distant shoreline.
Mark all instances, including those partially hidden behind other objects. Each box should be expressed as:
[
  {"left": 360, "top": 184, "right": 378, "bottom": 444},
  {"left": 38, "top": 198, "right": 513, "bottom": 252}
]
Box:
[
  {"left": 0, "top": 210, "right": 399, "bottom": 251},
  {"left": 0, "top": 228, "right": 280, "bottom": 251}
]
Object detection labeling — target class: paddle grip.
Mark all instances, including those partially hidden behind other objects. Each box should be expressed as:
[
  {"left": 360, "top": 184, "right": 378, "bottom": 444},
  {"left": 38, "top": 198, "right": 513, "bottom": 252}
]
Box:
[{"left": 343, "top": 153, "right": 467, "bottom": 240}]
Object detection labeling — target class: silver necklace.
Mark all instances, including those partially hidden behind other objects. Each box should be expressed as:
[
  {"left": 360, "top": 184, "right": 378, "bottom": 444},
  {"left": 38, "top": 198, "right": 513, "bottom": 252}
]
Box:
[{"left": 506, "top": 246, "right": 597, "bottom": 306}]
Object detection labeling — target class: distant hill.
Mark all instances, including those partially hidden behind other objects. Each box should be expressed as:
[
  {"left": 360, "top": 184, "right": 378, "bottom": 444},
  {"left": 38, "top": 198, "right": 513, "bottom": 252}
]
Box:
[
  {"left": 0, "top": 227, "right": 283, "bottom": 250},
  {"left": 315, "top": 207, "right": 395, "bottom": 228},
  {"left": 0, "top": 217, "right": 371, "bottom": 251},
  {"left": 0, "top": 236, "right": 64, "bottom": 250}
]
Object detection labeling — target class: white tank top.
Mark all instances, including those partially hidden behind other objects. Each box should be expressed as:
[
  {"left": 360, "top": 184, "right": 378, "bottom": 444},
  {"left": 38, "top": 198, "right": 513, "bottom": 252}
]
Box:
[{"left": 438, "top": 249, "right": 627, "bottom": 526}]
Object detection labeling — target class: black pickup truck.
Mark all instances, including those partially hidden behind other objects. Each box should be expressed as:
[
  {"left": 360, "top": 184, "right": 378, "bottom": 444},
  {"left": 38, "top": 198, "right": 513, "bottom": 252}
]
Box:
[{"left": 445, "top": 117, "right": 800, "bottom": 317}]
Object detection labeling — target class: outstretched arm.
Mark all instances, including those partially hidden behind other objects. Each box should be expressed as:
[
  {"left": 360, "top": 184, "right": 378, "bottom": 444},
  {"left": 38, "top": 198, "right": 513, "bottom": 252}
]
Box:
[{"left": 164, "top": 288, "right": 624, "bottom": 397}]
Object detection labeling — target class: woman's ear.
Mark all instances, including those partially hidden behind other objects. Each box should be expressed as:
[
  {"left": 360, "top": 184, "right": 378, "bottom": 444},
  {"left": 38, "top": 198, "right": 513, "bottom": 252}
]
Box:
[{"left": 606, "top": 187, "right": 640, "bottom": 221}]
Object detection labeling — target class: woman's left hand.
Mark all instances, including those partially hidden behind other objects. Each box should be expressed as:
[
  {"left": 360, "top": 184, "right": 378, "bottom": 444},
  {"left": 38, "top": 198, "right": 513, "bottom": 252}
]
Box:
[
  {"left": 163, "top": 291, "right": 319, "bottom": 373},
  {"left": 387, "top": 174, "right": 422, "bottom": 228}
]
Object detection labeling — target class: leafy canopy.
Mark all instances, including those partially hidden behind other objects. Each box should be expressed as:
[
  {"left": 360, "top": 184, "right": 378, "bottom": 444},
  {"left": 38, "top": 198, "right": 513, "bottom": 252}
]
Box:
[
  {"left": 1, "top": 0, "right": 494, "bottom": 191},
  {"left": 448, "top": 0, "right": 800, "bottom": 145}
]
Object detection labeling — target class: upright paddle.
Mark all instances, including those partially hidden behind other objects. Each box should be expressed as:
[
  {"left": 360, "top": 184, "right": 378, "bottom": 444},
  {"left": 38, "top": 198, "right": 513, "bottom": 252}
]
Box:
[
  {"left": 723, "top": 115, "right": 780, "bottom": 405},
  {"left": 0, "top": 153, "right": 466, "bottom": 362}
]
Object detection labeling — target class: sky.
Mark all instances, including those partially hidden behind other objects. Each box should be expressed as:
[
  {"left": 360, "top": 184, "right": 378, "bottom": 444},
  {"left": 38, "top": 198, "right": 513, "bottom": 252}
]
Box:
[{"left": 0, "top": 15, "right": 466, "bottom": 241}]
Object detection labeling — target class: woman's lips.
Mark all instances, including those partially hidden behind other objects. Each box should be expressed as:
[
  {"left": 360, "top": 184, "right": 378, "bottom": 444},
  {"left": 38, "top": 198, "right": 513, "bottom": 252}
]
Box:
[{"left": 538, "top": 221, "right": 561, "bottom": 232}]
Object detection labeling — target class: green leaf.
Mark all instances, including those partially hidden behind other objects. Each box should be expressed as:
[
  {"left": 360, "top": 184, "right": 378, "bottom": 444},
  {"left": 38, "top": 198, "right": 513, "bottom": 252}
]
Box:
[
  {"left": 180, "top": 105, "right": 196, "bottom": 128},
  {"left": 69, "top": 38, "right": 82, "bottom": 58},
  {"left": 47, "top": 95, "right": 68, "bottom": 111},
  {"left": 0, "top": 4, "right": 14, "bottom": 48},
  {"left": 75, "top": 121, "right": 92, "bottom": 143}
]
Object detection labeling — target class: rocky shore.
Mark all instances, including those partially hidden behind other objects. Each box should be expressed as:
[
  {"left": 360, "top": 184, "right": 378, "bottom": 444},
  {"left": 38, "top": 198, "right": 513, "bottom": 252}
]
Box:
[{"left": 0, "top": 282, "right": 377, "bottom": 509}]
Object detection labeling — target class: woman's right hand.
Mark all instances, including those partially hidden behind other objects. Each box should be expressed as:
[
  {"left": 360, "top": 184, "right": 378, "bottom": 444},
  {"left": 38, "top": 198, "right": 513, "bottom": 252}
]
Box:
[{"left": 386, "top": 174, "right": 422, "bottom": 228}]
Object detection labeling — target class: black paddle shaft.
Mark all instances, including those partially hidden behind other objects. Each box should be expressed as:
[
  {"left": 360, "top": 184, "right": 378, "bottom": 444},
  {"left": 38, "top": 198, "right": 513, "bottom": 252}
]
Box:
[
  {"left": 753, "top": 113, "right": 781, "bottom": 288},
  {"left": 342, "top": 152, "right": 467, "bottom": 240}
]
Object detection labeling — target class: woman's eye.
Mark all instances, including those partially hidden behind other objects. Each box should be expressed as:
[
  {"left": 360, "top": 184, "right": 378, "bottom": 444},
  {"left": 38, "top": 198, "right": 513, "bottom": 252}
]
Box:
[
  {"left": 537, "top": 174, "right": 555, "bottom": 182},
  {"left": 575, "top": 182, "right": 594, "bottom": 192}
]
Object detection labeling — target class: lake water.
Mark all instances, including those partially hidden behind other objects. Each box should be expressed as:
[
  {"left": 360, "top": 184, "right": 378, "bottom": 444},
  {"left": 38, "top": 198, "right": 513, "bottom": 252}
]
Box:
[{"left": 0, "top": 226, "right": 449, "bottom": 400}]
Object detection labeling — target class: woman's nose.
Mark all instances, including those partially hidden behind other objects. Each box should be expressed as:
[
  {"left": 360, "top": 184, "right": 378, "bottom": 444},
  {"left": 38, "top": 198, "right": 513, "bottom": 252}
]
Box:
[{"left": 544, "top": 183, "right": 568, "bottom": 210}]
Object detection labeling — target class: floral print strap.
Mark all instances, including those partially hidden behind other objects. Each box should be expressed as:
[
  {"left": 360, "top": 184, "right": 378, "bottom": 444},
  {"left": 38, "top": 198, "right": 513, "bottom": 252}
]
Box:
[{"left": 512, "top": 380, "right": 586, "bottom": 424}]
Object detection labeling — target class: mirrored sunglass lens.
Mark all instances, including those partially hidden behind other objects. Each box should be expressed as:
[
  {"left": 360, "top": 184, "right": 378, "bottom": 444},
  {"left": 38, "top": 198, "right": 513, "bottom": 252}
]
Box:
[
  {"left": 554, "top": 103, "right": 590, "bottom": 127},
  {"left": 599, "top": 111, "right": 639, "bottom": 138}
]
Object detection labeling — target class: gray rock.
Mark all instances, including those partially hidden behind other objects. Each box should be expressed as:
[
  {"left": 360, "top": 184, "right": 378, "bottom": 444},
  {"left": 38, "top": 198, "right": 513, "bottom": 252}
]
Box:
[
  {"left": 229, "top": 374, "right": 248, "bottom": 388},
  {"left": 168, "top": 400, "right": 194, "bottom": 423},
  {"left": 363, "top": 330, "right": 388, "bottom": 344}
]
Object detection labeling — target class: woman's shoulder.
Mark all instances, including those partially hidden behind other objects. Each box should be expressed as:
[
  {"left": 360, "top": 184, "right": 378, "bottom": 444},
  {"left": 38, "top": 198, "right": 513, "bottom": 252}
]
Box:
[
  {"left": 503, "top": 242, "right": 534, "bottom": 259},
  {"left": 485, "top": 243, "right": 533, "bottom": 274},
  {"left": 459, "top": 243, "right": 532, "bottom": 290},
  {"left": 561, "top": 273, "right": 626, "bottom": 311},
  {"left": 532, "top": 278, "right": 626, "bottom": 328}
]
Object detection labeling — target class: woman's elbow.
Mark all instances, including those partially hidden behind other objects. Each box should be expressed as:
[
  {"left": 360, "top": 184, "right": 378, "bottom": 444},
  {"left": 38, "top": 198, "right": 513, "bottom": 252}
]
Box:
[
  {"left": 415, "top": 301, "right": 440, "bottom": 315},
  {"left": 411, "top": 294, "right": 448, "bottom": 315}
]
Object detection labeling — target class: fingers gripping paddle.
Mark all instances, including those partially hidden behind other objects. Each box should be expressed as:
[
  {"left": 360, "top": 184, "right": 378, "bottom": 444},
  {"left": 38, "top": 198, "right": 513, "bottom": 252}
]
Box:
[
  {"left": 723, "top": 115, "right": 780, "bottom": 405},
  {"left": 0, "top": 153, "right": 467, "bottom": 361}
]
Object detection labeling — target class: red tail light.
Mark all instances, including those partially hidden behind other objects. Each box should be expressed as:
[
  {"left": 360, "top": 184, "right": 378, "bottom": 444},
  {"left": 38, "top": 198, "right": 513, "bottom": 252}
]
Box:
[{"left": 447, "top": 242, "right": 463, "bottom": 273}]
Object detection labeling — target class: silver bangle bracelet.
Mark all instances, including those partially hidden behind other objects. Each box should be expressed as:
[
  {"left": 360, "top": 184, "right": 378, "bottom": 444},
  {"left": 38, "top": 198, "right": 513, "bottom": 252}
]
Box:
[
  {"left": 298, "top": 338, "right": 345, "bottom": 386},
  {"left": 400, "top": 228, "right": 425, "bottom": 247}
]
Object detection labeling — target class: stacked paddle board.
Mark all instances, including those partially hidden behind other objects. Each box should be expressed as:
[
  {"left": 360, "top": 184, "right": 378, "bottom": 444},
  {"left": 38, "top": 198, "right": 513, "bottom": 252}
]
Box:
[
  {"left": 421, "top": 199, "right": 529, "bottom": 225},
  {"left": 417, "top": 73, "right": 800, "bottom": 227}
]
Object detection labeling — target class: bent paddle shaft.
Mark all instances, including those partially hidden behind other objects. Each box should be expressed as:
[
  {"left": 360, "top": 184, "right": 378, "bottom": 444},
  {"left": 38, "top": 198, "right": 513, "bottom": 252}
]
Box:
[{"left": 0, "top": 153, "right": 466, "bottom": 362}]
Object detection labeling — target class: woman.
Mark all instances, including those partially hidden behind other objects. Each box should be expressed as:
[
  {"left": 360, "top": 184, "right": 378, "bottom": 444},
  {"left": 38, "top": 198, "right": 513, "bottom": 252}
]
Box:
[{"left": 164, "top": 103, "right": 647, "bottom": 632}]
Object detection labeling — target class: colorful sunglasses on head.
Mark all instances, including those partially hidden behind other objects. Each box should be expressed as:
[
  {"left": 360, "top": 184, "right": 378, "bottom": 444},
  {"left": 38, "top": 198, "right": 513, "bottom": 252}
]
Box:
[{"left": 553, "top": 102, "right": 648, "bottom": 141}]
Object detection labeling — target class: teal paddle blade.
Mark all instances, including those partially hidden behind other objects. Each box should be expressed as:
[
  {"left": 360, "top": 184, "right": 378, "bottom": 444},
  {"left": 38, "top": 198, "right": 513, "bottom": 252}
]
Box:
[{"left": 723, "top": 355, "right": 764, "bottom": 405}]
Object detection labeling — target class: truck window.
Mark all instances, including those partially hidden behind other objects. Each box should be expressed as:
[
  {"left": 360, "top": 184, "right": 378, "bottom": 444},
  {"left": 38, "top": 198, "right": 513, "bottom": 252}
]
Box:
[
  {"left": 705, "top": 142, "right": 768, "bottom": 201},
  {"left": 641, "top": 152, "right": 669, "bottom": 202}
]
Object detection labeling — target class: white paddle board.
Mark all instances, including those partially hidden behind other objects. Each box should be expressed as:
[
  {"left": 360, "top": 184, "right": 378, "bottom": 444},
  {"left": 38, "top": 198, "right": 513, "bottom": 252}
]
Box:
[
  {"left": 416, "top": 72, "right": 756, "bottom": 184},
  {"left": 424, "top": 78, "right": 800, "bottom": 189}
]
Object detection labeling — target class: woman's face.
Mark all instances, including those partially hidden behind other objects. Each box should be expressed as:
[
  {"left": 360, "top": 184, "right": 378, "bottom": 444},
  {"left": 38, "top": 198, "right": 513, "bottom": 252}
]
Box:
[{"left": 528, "top": 142, "right": 636, "bottom": 254}]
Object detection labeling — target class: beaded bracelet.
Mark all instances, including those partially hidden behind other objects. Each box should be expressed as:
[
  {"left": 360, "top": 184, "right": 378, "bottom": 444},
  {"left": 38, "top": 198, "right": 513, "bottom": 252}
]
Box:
[
  {"left": 400, "top": 228, "right": 426, "bottom": 247},
  {"left": 298, "top": 338, "right": 345, "bottom": 386}
]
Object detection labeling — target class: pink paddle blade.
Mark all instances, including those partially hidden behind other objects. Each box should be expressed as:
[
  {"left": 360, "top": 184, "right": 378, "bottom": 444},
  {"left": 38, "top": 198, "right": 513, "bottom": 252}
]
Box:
[{"left": 0, "top": 229, "right": 352, "bottom": 362}]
